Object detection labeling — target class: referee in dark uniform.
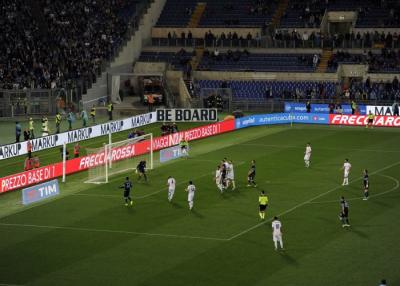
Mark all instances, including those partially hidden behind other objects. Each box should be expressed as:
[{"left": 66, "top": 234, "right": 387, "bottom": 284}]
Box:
[
  {"left": 363, "top": 169, "right": 369, "bottom": 201},
  {"left": 247, "top": 160, "right": 257, "bottom": 187},
  {"left": 340, "top": 196, "right": 350, "bottom": 227},
  {"left": 120, "top": 177, "right": 133, "bottom": 206}
]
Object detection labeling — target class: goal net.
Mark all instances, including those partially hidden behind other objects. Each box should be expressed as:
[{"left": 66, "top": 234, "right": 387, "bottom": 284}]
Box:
[{"left": 85, "top": 133, "right": 153, "bottom": 184}]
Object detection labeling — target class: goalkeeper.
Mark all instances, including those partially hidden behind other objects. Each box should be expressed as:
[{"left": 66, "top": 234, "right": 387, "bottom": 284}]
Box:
[
  {"left": 136, "top": 160, "right": 147, "bottom": 182},
  {"left": 179, "top": 138, "right": 189, "bottom": 157}
]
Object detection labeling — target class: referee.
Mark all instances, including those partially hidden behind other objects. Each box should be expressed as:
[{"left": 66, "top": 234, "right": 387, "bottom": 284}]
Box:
[
  {"left": 258, "top": 191, "right": 269, "bottom": 220},
  {"left": 120, "top": 177, "right": 133, "bottom": 206}
]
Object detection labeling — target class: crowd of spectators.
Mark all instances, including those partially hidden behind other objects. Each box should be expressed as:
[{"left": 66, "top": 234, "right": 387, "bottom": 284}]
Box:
[
  {"left": 160, "top": 123, "right": 179, "bottom": 135},
  {"left": 0, "top": 0, "right": 138, "bottom": 90},
  {"left": 281, "top": 0, "right": 325, "bottom": 28},
  {"left": 327, "top": 49, "right": 400, "bottom": 73}
]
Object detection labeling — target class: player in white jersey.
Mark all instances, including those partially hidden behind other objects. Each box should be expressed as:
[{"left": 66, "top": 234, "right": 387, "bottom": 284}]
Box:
[
  {"left": 226, "top": 160, "right": 236, "bottom": 190},
  {"left": 186, "top": 181, "right": 196, "bottom": 210},
  {"left": 215, "top": 166, "right": 224, "bottom": 193},
  {"left": 304, "top": 143, "right": 312, "bottom": 168},
  {"left": 342, "top": 159, "right": 352, "bottom": 186},
  {"left": 271, "top": 216, "right": 284, "bottom": 251},
  {"left": 167, "top": 176, "right": 176, "bottom": 202}
]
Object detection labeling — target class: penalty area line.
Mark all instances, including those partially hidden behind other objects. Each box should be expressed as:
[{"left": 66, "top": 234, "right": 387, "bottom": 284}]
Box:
[{"left": 227, "top": 160, "right": 400, "bottom": 241}]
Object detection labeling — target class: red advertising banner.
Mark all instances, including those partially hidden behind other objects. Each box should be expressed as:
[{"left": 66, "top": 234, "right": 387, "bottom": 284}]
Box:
[
  {"left": 0, "top": 120, "right": 235, "bottom": 193},
  {"left": 329, "top": 114, "right": 400, "bottom": 127}
]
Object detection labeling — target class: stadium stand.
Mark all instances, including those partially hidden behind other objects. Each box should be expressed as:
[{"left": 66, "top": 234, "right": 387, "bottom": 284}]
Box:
[{"left": 0, "top": 0, "right": 141, "bottom": 90}]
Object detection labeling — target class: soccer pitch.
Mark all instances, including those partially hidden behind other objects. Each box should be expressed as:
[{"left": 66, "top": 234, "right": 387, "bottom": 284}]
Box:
[{"left": 0, "top": 124, "right": 400, "bottom": 285}]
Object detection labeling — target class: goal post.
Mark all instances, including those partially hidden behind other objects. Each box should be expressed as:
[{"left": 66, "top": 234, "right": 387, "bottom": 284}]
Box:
[{"left": 84, "top": 133, "right": 153, "bottom": 184}]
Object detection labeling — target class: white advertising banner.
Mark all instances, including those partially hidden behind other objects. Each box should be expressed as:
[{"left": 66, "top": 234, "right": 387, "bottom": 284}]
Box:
[
  {"left": 0, "top": 112, "right": 156, "bottom": 160},
  {"left": 366, "top": 105, "right": 394, "bottom": 116}
]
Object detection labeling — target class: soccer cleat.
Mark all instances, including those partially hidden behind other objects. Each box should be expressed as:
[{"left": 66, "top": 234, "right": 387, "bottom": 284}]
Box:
[
  {"left": 130, "top": 201, "right": 133, "bottom": 206},
  {"left": 247, "top": 184, "right": 251, "bottom": 187},
  {"left": 363, "top": 197, "right": 368, "bottom": 201},
  {"left": 125, "top": 203, "right": 128, "bottom": 207}
]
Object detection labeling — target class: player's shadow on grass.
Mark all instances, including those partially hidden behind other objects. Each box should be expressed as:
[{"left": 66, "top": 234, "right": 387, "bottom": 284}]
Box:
[
  {"left": 279, "top": 251, "right": 298, "bottom": 266},
  {"left": 171, "top": 202, "right": 183, "bottom": 209},
  {"left": 191, "top": 209, "right": 204, "bottom": 218},
  {"left": 349, "top": 227, "right": 369, "bottom": 239}
]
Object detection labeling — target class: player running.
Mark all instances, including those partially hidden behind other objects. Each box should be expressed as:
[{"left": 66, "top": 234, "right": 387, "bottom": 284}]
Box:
[
  {"left": 186, "top": 181, "right": 196, "bottom": 210},
  {"left": 247, "top": 160, "right": 257, "bottom": 187},
  {"left": 120, "top": 177, "right": 133, "bottom": 206},
  {"left": 366, "top": 111, "right": 375, "bottom": 128},
  {"left": 226, "top": 160, "right": 236, "bottom": 190},
  {"left": 272, "top": 216, "right": 284, "bottom": 251},
  {"left": 136, "top": 160, "right": 147, "bottom": 182},
  {"left": 215, "top": 165, "right": 224, "bottom": 193},
  {"left": 180, "top": 139, "right": 189, "bottom": 157},
  {"left": 167, "top": 176, "right": 176, "bottom": 202},
  {"left": 304, "top": 143, "right": 312, "bottom": 168},
  {"left": 258, "top": 190, "right": 269, "bottom": 219},
  {"left": 342, "top": 159, "right": 352, "bottom": 186},
  {"left": 339, "top": 196, "right": 350, "bottom": 227},
  {"left": 363, "top": 169, "right": 369, "bottom": 200}
]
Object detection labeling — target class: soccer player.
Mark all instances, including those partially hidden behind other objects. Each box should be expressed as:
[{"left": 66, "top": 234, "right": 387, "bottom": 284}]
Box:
[
  {"left": 258, "top": 191, "right": 268, "bottom": 219},
  {"left": 136, "top": 160, "right": 147, "bottom": 182},
  {"left": 186, "top": 181, "right": 196, "bottom": 210},
  {"left": 272, "top": 216, "right": 284, "bottom": 251},
  {"left": 220, "top": 160, "right": 227, "bottom": 189},
  {"left": 339, "top": 196, "right": 350, "bottom": 227},
  {"left": 366, "top": 111, "right": 375, "bottom": 128},
  {"left": 226, "top": 160, "right": 236, "bottom": 190},
  {"left": 247, "top": 160, "right": 257, "bottom": 187},
  {"left": 342, "top": 159, "right": 352, "bottom": 186},
  {"left": 215, "top": 165, "right": 224, "bottom": 193},
  {"left": 167, "top": 176, "right": 176, "bottom": 202},
  {"left": 304, "top": 143, "right": 312, "bottom": 168},
  {"left": 180, "top": 139, "right": 189, "bottom": 157},
  {"left": 120, "top": 177, "right": 133, "bottom": 206},
  {"left": 363, "top": 169, "right": 369, "bottom": 200}
]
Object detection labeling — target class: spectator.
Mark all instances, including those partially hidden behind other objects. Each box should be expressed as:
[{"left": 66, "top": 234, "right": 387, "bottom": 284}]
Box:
[
  {"left": 351, "top": 100, "right": 357, "bottom": 115},
  {"left": 313, "top": 54, "right": 319, "bottom": 68},
  {"left": 27, "top": 140, "right": 32, "bottom": 158},
  {"left": 28, "top": 118, "right": 35, "bottom": 139},
  {"left": 41, "top": 117, "right": 49, "bottom": 137},
  {"left": 15, "top": 122, "right": 22, "bottom": 143},
  {"left": 81, "top": 109, "right": 88, "bottom": 127},
  {"left": 393, "top": 101, "right": 399, "bottom": 116},
  {"left": 55, "top": 112, "right": 62, "bottom": 134},
  {"left": 67, "top": 111, "right": 74, "bottom": 131},
  {"left": 107, "top": 101, "right": 113, "bottom": 120},
  {"left": 147, "top": 94, "right": 155, "bottom": 112},
  {"left": 23, "top": 129, "right": 30, "bottom": 141},
  {"left": 306, "top": 101, "right": 311, "bottom": 113},
  {"left": 90, "top": 105, "right": 96, "bottom": 124}
]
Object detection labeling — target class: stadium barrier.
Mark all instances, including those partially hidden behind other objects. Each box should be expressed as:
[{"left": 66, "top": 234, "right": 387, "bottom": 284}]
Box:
[
  {"left": 284, "top": 102, "right": 367, "bottom": 115},
  {"left": 0, "top": 120, "right": 235, "bottom": 193},
  {"left": 0, "top": 112, "right": 157, "bottom": 160}
]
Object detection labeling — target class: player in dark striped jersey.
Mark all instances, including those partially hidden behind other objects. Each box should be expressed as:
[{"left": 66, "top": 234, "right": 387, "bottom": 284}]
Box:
[
  {"left": 339, "top": 196, "right": 350, "bottom": 227},
  {"left": 120, "top": 177, "right": 133, "bottom": 206},
  {"left": 363, "top": 169, "right": 369, "bottom": 201},
  {"left": 247, "top": 160, "right": 257, "bottom": 187}
]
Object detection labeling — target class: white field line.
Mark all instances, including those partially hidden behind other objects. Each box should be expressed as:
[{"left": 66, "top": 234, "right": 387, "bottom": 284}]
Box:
[
  {"left": 239, "top": 143, "right": 400, "bottom": 153},
  {"left": 0, "top": 222, "right": 228, "bottom": 242},
  {"left": 227, "top": 160, "right": 400, "bottom": 241},
  {"left": 308, "top": 175, "right": 399, "bottom": 204}
]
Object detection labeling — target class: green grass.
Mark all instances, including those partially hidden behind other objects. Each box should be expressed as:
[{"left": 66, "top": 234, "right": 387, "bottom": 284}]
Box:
[{"left": 0, "top": 124, "right": 400, "bottom": 285}]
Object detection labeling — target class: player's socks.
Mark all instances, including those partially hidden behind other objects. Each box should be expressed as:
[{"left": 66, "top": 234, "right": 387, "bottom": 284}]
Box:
[
  {"left": 130, "top": 200, "right": 133, "bottom": 206},
  {"left": 274, "top": 241, "right": 278, "bottom": 250},
  {"left": 259, "top": 212, "right": 263, "bottom": 219}
]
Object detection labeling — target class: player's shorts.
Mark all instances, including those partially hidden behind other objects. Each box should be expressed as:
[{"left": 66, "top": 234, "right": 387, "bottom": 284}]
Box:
[
  {"left": 168, "top": 188, "right": 175, "bottom": 193},
  {"left": 248, "top": 172, "right": 255, "bottom": 179},
  {"left": 342, "top": 208, "right": 349, "bottom": 217},
  {"left": 273, "top": 233, "right": 282, "bottom": 242},
  {"left": 124, "top": 191, "right": 130, "bottom": 198},
  {"left": 363, "top": 181, "right": 369, "bottom": 189},
  {"left": 304, "top": 154, "right": 310, "bottom": 161},
  {"left": 259, "top": 204, "right": 267, "bottom": 211},
  {"left": 215, "top": 178, "right": 221, "bottom": 185},
  {"left": 344, "top": 171, "right": 349, "bottom": 178},
  {"left": 368, "top": 119, "right": 374, "bottom": 124},
  {"left": 188, "top": 192, "right": 195, "bottom": 202},
  {"left": 227, "top": 173, "right": 234, "bottom": 180},
  {"left": 138, "top": 169, "right": 145, "bottom": 174}
]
